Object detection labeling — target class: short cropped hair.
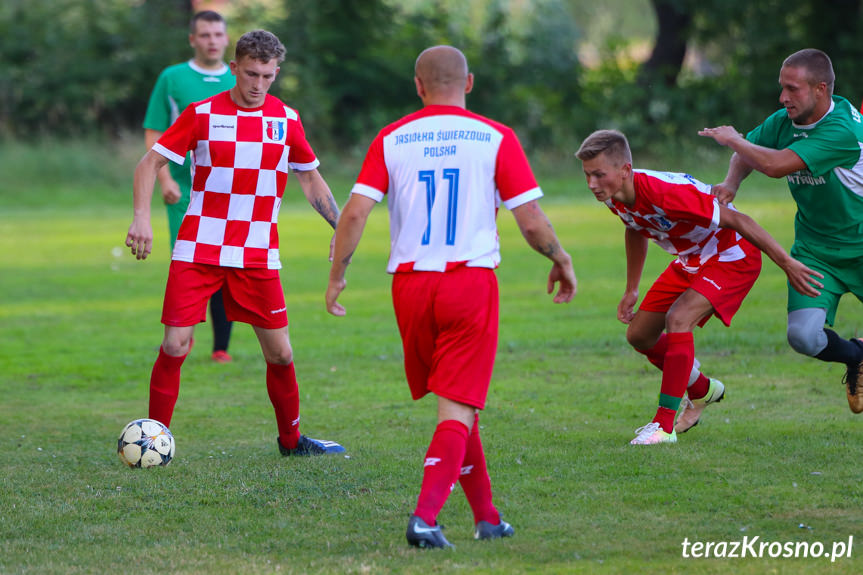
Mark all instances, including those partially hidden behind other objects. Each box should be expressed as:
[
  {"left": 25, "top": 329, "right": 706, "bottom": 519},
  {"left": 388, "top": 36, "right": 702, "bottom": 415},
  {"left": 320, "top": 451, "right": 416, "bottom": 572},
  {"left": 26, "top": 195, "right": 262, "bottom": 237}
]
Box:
[
  {"left": 190, "top": 10, "right": 225, "bottom": 35},
  {"left": 782, "top": 49, "right": 835, "bottom": 94},
  {"left": 575, "top": 129, "right": 632, "bottom": 165},
  {"left": 235, "top": 30, "right": 286, "bottom": 64}
]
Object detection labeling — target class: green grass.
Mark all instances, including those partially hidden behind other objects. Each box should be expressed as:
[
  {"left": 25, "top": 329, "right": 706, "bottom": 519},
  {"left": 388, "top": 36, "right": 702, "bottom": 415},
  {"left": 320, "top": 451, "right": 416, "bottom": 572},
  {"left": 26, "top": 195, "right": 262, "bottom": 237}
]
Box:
[{"left": 1, "top": 140, "right": 862, "bottom": 574}]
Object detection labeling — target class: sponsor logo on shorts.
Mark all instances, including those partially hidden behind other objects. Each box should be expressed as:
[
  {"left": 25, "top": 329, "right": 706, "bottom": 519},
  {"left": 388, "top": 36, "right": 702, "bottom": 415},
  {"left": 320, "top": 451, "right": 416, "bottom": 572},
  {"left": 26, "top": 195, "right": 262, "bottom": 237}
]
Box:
[
  {"left": 270, "top": 307, "right": 287, "bottom": 314},
  {"left": 702, "top": 276, "right": 721, "bottom": 290}
]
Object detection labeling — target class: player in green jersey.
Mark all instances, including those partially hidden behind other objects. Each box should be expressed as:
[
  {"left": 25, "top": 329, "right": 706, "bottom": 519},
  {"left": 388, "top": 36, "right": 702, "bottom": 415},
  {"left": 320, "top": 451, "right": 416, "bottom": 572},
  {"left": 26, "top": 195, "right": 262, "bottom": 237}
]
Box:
[
  {"left": 700, "top": 49, "right": 863, "bottom": 413},
  {"left": 143, "top": 10, "right": 236, "bottom": 363}
]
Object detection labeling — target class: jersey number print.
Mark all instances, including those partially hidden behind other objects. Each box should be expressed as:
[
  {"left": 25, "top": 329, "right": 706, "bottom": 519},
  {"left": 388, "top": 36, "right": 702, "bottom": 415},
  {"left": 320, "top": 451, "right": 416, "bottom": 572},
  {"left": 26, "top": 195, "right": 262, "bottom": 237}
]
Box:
[{"left": 419, "top": 169, "right": 460, "bottom": 246}]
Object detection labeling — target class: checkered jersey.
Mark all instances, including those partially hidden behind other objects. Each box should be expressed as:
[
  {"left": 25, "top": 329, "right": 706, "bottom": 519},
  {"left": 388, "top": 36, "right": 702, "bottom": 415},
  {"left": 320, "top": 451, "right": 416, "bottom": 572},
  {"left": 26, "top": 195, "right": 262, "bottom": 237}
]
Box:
[
  {"left": 607, "top": 170, "right": 750, "bottom": 273},
  {"left": 153, "top": 91, "right": 320, "bottom": 269},
  {"left": 351, "top": 105, "right": 542, "bottom": 273}
]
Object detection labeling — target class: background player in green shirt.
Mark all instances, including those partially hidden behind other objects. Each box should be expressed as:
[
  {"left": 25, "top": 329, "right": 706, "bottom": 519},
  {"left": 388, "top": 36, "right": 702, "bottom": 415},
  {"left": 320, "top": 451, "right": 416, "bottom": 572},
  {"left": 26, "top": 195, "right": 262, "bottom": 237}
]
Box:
[
  {"left": 143, "top": 10, "right": 236, "bottom": 363},
  {"left": 700, "top": 48, "right": 863, "bottom": 413}
]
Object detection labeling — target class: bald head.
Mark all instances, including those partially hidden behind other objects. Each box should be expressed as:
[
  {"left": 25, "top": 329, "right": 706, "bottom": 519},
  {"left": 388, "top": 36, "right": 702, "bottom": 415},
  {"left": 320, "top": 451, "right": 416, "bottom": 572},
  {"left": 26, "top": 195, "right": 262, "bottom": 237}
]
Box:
[{"left": 415, "top": 45, "right": 470, "bottom": 101}]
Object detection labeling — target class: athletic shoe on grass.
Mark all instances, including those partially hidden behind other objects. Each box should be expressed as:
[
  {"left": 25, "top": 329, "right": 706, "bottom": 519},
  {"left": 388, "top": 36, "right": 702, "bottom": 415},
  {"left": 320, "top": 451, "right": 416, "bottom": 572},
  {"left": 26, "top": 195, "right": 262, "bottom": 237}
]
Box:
[
  {"left": 277, "top": 435, "right": 345, "bottom": 456},
  {"left": 406, "top": 515, "right": 454, "bottom": 549},
  {"left": 675, "top": 378, "right": 725, "bottom": 433},
  {"left": 630, "top": 421, "right": 677, "bottom": 445},
  {"left": 474, "top": 519, "right": 514, "bottom": 540}
]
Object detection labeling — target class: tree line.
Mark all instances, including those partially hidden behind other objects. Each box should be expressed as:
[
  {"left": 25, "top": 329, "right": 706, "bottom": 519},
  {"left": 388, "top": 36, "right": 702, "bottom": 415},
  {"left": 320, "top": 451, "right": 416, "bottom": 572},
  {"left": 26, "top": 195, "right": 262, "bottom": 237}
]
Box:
[{"left": 2, "top": 0, "right": 862, "bottom": 154}]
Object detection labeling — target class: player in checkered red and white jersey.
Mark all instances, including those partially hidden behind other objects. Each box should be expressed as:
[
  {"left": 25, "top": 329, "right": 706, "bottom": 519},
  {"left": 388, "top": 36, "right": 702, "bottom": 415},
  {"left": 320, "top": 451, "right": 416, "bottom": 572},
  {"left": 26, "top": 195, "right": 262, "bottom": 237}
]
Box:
[
  {"left": 326, "top": 45, "right": 577, "bottom": 548},
  {"left": 577, "top": 130, "right": 822, "bottom": 445},
  {"left": 126, "top": 30, "right": 345, "bottom": 458}
]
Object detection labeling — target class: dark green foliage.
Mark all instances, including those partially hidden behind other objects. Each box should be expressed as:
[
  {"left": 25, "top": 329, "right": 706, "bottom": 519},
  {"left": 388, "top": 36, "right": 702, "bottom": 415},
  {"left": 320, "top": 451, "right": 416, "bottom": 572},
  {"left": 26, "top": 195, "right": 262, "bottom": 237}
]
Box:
[
  {"left": 4, "top": 0, "right": 863, "bottom": 154},
  {"left": 0, "top": 0, "right": 193, "bottom": 137}
]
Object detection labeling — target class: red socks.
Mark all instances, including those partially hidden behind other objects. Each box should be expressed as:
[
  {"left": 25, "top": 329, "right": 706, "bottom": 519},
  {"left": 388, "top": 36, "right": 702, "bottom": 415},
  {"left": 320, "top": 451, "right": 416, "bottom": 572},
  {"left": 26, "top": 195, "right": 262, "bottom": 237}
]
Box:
[
  {"left": 653, "top": 332, "right": 694, "bottom": 432},
  {"left": 459, "top": 413, "right": 500, "bottom": 525},
  {"left": 266, "top": 362, "right": 301, "bottom": 450},
  {"left": 688, "top": 373, "right": 711, "bottom": 400},
  {"left": 148, "top": 346, "right": 188, "bottom": 428},
  {"left": 640, "top": 332, "right": 669, "bottom": 371},
  {"left": 413, "top": 419, "right": 470, "bottom": 526}
]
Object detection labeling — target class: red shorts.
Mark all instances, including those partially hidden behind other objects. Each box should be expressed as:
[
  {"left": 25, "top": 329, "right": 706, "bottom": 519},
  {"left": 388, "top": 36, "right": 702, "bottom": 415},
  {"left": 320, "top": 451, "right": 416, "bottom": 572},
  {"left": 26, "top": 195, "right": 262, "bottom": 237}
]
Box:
[
  {"left": 391, "top": 266, "right": 499, "bottom": 410},
  {"left": 639, "top": 246, "right": 762, "bottom": 327},
  {"left": 161, "top": 261, "right": 288, "bottom": 329}
]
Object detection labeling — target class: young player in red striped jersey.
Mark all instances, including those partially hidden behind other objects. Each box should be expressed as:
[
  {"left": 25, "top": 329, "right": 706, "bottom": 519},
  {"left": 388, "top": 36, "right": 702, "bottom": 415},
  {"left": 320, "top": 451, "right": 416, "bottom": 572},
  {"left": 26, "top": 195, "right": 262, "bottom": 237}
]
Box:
[{"left": 576, "top": 130, "right": 822, "bottom": 444}]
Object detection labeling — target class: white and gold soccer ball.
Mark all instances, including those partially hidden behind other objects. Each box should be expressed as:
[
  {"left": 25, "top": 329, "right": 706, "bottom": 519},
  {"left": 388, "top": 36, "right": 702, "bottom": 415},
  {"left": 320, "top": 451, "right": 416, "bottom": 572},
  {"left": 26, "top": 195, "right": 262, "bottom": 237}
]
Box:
[{"left": 117, "top": 418, "right": 175, "bottom": 468}]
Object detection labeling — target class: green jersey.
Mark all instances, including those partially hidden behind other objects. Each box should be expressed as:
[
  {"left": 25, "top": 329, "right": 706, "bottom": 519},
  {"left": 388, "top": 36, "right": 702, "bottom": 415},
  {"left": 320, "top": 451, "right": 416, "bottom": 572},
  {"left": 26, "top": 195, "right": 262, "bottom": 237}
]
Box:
[
  {"left": 143, "top": 60, "right": 235, "bottom": 190},
  {"left": 746, "top": 95, "right": 863, "bottom": 250}
]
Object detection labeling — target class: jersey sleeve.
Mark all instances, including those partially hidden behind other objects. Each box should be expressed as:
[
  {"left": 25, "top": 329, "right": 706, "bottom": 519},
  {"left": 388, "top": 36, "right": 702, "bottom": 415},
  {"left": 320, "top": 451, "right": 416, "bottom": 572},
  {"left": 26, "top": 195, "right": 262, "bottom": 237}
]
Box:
[
  {"left": 351, "top": 132, "right": 388, "bottom": 202},
  {"left": 495, "top": 128, "right": 542, "bottom": 210},
  {"left": 143, "top": 71, "right": 171, "bottom": 132},
  {"left": 788, "top": 123, "right": 861, "bottom": 177},
  {"left": 286, "top": 113, "right": 320, "bottom": 171},
  {"left": 151, "top": 104, "right": 198, "bottom": 165}
]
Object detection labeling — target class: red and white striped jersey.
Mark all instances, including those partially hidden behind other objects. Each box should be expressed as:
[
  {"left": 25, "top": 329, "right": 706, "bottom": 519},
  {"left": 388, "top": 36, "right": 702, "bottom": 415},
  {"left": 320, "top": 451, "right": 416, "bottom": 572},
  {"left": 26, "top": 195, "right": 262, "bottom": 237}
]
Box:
[
  {"left": 153, "top": 91, "right": 319, "bottom": 269},
  {"left": 607, "top": 170, "right": 750, "bottom": 272},
  {"left": 351, "top": 105, "right": 542, "bottom": 273}
]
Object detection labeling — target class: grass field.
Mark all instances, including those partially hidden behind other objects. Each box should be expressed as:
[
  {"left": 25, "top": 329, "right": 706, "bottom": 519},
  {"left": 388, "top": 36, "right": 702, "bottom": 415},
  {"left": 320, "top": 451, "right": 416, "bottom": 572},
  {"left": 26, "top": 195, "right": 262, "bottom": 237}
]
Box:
[{"left": 1, "top": 140, "right": 862, "bottom": 574}]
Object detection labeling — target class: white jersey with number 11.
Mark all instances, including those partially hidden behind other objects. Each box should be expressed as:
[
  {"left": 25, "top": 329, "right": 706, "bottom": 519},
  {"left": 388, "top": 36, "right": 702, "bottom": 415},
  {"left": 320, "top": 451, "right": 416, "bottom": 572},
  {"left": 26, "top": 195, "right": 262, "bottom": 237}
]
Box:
[{"left": 351, "top": 104, "right": 543, "bottom": 273}]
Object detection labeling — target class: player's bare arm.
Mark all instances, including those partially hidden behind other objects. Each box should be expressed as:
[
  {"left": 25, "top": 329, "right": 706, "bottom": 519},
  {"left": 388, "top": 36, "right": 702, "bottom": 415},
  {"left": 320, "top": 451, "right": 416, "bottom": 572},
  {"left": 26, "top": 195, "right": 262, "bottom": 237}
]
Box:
[
  {"left": 711, "top": 152, "right": 754, "bottom": 205},
  {"left": 326, "top": 193, "right": 377, "bottom": 316},
  {"left": 718, "top": 205, "right": 824, "bottom": 297},
  {"left": 699, "top": 126, "right": 807, "bottom": 178},
  {"left": 295, "top": 169, "right": 340, "bottom": 229},
  {"left": 126, "top": 149, "right": 170, "bottom": 260},
  {"left": 510, "top": 200, "right": 577, "bottom": 303},
  {"left": 619, "top": 228, "right": 648, "bottom": 324},
  {"left": 144, "top": 129, "right": 181, "bottom": 205}
]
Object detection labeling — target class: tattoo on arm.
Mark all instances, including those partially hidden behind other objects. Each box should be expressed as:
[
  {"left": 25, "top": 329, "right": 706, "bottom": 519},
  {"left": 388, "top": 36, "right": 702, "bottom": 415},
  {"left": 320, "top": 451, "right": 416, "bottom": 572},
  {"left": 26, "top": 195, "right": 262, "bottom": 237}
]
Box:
[
  {"left": 341, "top": 250, "right": 355, "bottom": 265},
  {"left": 312, "top": 195, "right": 340, "bottom": 229},
  {"left": 535, "top": 241, "right": 558, "bottom": 258}
]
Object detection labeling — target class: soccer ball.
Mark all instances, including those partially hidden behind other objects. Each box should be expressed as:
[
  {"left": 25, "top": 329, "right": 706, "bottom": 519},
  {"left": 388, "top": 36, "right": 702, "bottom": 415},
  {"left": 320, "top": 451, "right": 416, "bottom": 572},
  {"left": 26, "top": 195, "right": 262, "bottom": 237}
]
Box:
[{"left": 117, "top": 418, "right": 175, "bottom": 468}]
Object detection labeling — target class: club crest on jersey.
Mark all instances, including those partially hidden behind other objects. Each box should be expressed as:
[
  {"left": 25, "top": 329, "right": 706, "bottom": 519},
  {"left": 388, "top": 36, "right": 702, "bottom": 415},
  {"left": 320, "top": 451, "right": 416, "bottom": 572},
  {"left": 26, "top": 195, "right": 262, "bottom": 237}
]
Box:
[
  {"left": 266, "top": 120, "right": 285, "bottom": 142},
  {"left": 644, "top": 213, "right": 674, "bottom": 231}
]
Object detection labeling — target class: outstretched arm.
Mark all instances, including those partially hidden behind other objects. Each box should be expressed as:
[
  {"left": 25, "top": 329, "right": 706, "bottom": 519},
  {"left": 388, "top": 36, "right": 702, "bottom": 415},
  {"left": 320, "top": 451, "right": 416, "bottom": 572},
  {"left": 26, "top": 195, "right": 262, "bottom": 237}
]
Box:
[
  {"left": 618, "top": 228, "right": 648, "bottom": 324},
  {"left": 126, "top": 149, "right": 170, "bottom": 260},
  {"left": 718, "top": 205, "right": 823, "bottom": 297},
  {"left": 326, "top": 193, "right": 377, "bottom": 316},
  {"left": 699, "top": 126, "right": 806, "bottom": 179},
  {"left": 510, "top": 199, "right": 577, "bottom": 303}
]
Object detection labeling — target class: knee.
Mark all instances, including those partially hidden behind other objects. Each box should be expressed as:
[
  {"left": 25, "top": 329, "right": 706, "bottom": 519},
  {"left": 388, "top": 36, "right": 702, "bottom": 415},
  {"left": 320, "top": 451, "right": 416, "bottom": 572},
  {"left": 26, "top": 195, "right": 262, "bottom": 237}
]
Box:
[
  {"left": 162, "top": 336, "right": 192, "bottom": 357},
  {"left": 264, "top": 344, "right": 294, "bottom": 365},
  {"left": 664, "top": 311, "right": 696, "bottom": 335},
  {"left": 786, "top": 324, "right": 823, "bottom": 357},
  {"left": 626, "top": 324, "right": 655, "bottom": 351}
]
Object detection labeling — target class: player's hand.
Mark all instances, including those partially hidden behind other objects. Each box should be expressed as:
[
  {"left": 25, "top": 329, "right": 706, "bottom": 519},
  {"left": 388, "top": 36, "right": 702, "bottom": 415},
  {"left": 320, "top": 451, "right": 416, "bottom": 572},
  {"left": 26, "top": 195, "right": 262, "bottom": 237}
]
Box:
[
  {"left": 617, "top": 290, "right": 638, "bottom": 324},
  {"left": 125, "top": 218, "right": 153, "bottom": 261},
  {"left": 711, "top": 182, "right": 738, "bottom": 205},
  {"left": 326, "top": 278, "right": 347, "bottom": 316},
  {"left": 160, "top": 178, "right": 181, "bottom": 205},
  {"left": 547, "top": 258, "right": 577, "bottom": 303},
  {"left": 698, "top": 125, "right": 744, "bottom": 147},
  {"left": 784, "top": 259, "right": 824, "bottom": 298}
]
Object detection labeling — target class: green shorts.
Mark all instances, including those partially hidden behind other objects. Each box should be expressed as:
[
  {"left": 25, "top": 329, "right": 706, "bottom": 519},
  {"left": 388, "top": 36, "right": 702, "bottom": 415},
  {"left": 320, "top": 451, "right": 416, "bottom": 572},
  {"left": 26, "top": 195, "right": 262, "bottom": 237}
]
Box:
[{"left": 788, "top": 239, "right": 863, "bottom": 325}]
